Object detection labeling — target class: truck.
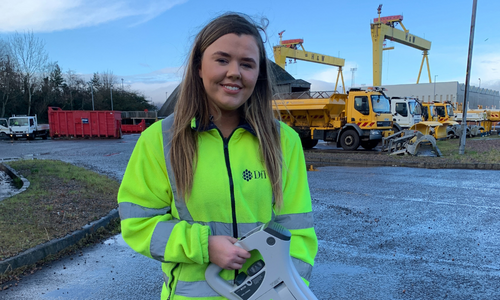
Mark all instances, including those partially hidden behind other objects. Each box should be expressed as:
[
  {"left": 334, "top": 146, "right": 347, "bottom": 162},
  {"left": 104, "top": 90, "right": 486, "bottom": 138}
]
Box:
[
  {"left": 390, "top": 97, "right": 422, "bottom": 131},
  {"left": 0, "top": 118, "right": 8, "bottom": 137},
  {"left": 7, "top": 115, "right": 49, "bottom": 140},
  {"left": 421, "top": 101, "right": 459, "bottom": 139},
  {"left": 274, "top": 87, "right": 393, "bottom": 150},
  {"left": 389, "top": 97, "right": 447, "bottom": 141}
]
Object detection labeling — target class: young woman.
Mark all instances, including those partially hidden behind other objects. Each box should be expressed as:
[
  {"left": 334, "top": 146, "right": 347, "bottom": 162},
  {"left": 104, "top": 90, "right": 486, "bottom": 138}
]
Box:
[{"left": 118, "top": 13, "right": 317, "bottom": 299}]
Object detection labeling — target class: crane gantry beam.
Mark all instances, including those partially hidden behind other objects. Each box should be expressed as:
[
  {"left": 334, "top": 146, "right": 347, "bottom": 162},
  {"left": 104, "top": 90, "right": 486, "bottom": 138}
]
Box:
[
  {"left": 371, "top": 5, "right": 432, "bottom": 86},
  {"left": 273, "top": 31, "right": 346, "bottom": 93}
]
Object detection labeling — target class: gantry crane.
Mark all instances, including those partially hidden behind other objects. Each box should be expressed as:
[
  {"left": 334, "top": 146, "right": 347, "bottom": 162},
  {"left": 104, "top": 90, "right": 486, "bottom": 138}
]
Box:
[
  {"left": 371, "top": 4, "right": 432, "bottom": 86},
  {"left": 273, "top": 31, "right": 346, "bottom": 93}
]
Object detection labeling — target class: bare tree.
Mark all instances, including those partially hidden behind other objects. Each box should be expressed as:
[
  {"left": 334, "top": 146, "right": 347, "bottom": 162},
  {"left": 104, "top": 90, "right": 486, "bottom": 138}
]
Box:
[
  {"left": 0, "top": 40, "right": 14, "bottom": 118},
  {"left": 9, "top": 31, "right": 49, "bottom": 115},
  {"left": 100, "top": 70, "right": 117, "bottom": 90},
  {"left": 65, "top": 69, "right": 78, "bottom": 110}
]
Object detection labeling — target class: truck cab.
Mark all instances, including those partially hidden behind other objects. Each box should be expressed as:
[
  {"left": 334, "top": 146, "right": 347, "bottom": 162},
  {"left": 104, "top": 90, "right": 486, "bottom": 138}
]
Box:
[
  {"left": 421, "top": 101, "right": 459, "bottom": 138},
  {"left": 342, "top": 88, "right": 392, "bottom": 149},
  {"left": 390, "top": 97, "right": 423, "bottom": 130},
  {"left": 0, "top": 118, "right": 8, "bottom": 137}
]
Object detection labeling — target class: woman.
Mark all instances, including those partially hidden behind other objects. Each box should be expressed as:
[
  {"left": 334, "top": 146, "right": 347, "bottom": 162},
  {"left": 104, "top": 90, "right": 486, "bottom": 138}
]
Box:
[{"left": 118, "top": 12, "right": 317, "bottom": 299}]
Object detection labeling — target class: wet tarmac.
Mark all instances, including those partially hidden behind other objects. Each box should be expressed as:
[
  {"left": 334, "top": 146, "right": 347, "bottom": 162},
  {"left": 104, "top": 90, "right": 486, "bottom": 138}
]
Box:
[{"left": 1, "top": 136, "right": 500, "bottom": 299}]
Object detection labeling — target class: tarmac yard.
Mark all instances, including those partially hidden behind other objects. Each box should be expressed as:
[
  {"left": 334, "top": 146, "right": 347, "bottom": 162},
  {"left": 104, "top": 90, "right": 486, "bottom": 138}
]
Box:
[{"left": 1, "top": 136, "right": 499, "bottom": 299}]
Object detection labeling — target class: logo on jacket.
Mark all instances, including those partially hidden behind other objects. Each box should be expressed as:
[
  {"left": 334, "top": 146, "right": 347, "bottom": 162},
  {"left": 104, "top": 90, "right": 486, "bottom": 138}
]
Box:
[{"left": 242, "top": 169, "right": 267, "bottom": 182}]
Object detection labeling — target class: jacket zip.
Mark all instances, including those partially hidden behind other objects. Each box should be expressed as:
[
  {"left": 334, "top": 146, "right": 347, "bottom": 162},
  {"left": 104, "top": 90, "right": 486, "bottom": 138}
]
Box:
[
  {"left": 221, "top": 133, "right": 240, "bottom": 281},
  {"left": 167, "top": 263, "right": 180, "bottom": 300},
  {"left": 220, "top": 134, "right": 238, "bottom": 239}
]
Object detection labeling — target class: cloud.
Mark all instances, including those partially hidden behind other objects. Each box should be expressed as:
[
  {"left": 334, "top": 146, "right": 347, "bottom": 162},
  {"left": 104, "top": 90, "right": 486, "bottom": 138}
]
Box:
[
  {"left": 474, "top": 52, "right": 500, "bottom": 89},
  {"left": 0, "top": 0, "right": 187, "bottom": 32},
  {"left": 118, "top": 67, "right": 183, "bottom": 108},
  {"left": 129, "top": 80, "right": 180, "bottom": 108}
]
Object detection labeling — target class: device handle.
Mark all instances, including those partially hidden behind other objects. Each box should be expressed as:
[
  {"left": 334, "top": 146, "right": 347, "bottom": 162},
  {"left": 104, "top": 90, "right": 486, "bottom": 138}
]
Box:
[
  {"left": 205, "top": 263, "right": 236, "bottom": 299},
  {"left": 205, "top": 241, "right": 246, "bottom": 300}
]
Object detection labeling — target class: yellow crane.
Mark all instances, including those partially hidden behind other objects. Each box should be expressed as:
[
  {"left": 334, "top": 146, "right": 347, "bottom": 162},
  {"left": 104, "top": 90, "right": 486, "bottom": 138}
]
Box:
[
  {"left": 371, "top": 4, "right": 432, "bottom": 86},
  {"left": 273, "top": 31, "right": 346, "bottom": 93}
]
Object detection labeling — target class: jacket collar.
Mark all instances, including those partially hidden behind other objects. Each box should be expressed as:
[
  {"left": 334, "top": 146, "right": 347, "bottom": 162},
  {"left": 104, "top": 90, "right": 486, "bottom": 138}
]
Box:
[{"left": 190, "top": 116, "right": 257, "bottom": 137}]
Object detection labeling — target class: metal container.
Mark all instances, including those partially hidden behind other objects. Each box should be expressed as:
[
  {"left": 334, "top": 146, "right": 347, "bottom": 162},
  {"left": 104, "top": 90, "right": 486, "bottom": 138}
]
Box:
[
  {"left": 121, "top": 119, "right": 146, "bottom": 133},
  {"left": 48, "top": 107, "right": 122, "bottom": 138}
]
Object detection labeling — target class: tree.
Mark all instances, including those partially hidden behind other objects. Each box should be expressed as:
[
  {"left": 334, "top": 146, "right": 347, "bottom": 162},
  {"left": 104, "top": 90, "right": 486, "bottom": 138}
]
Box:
[
  {"left": 9, "top": 31, "right": 49, "bottom": 116},
  {"left": 0, "top": 40, "right": 15, "bottom": 118},
  {"left": 65, "top": 69, "right": 78, "bottom": 110}
]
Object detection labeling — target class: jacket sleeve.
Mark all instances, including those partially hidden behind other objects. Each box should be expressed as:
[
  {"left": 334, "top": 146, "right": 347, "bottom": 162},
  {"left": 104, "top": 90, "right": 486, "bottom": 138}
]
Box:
[
  {"left": 275, "top": 122, "right": 318, "bottom": 284},
  {"left": 117, "top": 122, "right": 211, "bottom": 265}
]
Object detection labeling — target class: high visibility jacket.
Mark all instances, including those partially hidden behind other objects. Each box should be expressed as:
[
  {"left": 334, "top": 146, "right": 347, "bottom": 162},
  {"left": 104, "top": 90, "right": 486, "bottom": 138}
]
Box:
[{"left": 118, "top": 115, "right": 317, "bottom": 299}]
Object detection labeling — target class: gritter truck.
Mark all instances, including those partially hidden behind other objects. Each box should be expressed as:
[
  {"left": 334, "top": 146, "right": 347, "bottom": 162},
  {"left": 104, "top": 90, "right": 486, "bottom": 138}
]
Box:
[{"left": 274, "top": 87, "right": 393, "bottom": 150}]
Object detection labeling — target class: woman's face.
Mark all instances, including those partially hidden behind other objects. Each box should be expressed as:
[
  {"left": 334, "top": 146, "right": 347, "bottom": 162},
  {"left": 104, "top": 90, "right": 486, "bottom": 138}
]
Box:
[{"left": 199, "top": 33, "right": 260, "bottom": 115}]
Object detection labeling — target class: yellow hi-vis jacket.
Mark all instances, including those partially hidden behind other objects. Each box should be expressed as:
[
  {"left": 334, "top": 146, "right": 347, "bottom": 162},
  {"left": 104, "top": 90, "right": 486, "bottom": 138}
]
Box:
[{"left": 118, "top": 115, "right": 318, "bottom": 299}]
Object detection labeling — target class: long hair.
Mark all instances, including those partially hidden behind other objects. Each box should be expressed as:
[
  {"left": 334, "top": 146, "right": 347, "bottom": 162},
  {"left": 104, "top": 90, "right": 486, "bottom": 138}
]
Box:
[{"left": 170, "top": 12, "right": 283, "bottom": 209}]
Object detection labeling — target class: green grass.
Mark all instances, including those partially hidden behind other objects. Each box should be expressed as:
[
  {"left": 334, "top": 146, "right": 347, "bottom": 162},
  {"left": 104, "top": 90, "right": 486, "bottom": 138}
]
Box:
[
  {"left": 0, "top": 160, "right": 120, "bottom": 263},
  {"left": 436, "top": 135, "right": 500, "bottom": 164}
]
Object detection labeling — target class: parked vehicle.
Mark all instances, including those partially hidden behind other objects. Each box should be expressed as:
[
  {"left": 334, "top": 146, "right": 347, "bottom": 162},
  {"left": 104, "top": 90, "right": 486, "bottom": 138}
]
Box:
[
  {"left": 0, "top": 118, "right": 8, "bottom": 137},
  {"left": 8, "top": 115, "right": 49, "bottom": 140},
  {"left": 274, "top": 87, "right": 393, "bottom": 150}
]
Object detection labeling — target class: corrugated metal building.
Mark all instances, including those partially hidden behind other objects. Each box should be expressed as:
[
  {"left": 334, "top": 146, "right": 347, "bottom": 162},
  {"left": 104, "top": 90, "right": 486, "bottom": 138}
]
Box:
[{"left": 379, "top": 82, "right": 500, "bottom": 109}]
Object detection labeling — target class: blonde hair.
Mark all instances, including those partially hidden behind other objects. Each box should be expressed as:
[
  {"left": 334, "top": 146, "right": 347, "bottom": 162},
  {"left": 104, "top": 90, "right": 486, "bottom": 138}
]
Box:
[{"left": 170, "top": 12, "right": 283, "bottom": 209}]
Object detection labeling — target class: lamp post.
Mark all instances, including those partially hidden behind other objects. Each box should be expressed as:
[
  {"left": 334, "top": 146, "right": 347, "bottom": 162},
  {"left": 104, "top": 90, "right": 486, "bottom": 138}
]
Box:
[
  {"left": 121, "top": 78, "right": 124, "bottom": 89},
  {"left": 478, "top": 78, "right": 481, "bottom": 89},
  {"left": 350, "top": 67, "right": 357, "bottom": 87},
  {"left": 110, "top": 84, "right": 114, "bottom": 111},
  {"left": 433, "top": 75, "right": 438, "bottom": 101},
  {"left": 88, "top": 81, "right": 94, "bottom": 111}
]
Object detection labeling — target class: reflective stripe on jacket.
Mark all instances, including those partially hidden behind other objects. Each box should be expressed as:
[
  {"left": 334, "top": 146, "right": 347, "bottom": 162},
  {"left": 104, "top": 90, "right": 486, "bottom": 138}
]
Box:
[{"left": 118, "top": 114, "right": 317, "bottom": 299}]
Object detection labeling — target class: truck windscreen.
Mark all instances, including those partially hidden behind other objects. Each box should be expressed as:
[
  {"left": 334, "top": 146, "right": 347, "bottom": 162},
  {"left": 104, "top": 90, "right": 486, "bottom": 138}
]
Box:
[
  {"left": 371, "top": 95, "right": 391, "bottom": 113},
  {"left": 9, "top": 118, "right": 29, "bottom": 126},
  {"left": 410, "top": 102, "right": 422, "bottom": 115}
]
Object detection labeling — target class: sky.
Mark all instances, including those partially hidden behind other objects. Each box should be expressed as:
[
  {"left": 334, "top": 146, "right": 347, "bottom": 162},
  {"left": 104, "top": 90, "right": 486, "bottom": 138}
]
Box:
[{"left": 1, "top": 0, "right": 499, "bottom": 109}]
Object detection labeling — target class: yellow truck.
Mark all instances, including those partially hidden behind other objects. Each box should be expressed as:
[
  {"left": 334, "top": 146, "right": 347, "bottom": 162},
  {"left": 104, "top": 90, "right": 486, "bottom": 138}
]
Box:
[
  {"left": 420, "top": 101, "right": 456, "bottom": 139},
  {"left": 274, "top": 87, "right": 393, "bottom": 150},
  {"left": 454, "top": 105, "right": 500, "bottom": 137}
]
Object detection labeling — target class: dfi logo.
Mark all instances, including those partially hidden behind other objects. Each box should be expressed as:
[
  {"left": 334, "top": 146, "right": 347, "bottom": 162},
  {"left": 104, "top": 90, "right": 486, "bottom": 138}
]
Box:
[{"left": 242, "top": 169, "right": 267, "bottom": 182}]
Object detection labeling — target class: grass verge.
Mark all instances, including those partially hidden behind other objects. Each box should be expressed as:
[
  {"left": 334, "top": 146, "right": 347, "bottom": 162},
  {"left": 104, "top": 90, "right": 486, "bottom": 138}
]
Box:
[
  {"left": 0, "top": 159, "right": 120, "bottom": 284},
  {"left": 436, "top": 135, "right": 500, "bottom": 164}
]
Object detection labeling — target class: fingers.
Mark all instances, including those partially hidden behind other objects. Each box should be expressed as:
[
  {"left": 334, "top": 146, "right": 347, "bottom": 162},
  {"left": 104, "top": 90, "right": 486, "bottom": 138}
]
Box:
[{"left": 208, "top": 235, "right": 251, "bottom": 270}]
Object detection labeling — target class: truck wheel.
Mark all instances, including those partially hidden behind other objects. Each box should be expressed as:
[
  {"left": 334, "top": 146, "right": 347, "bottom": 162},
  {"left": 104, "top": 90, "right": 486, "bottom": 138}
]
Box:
[
  {"left": 361, "top": 140, "right": 379, "bottom": 150},
  {"left": 42, "top": 133, "right": 48, "bottom": 140},
  {"left": 340, "top": 130, "right": 360, "bottom": 151},
  {"left": 301, "top": 138, "right": 319, "bottom": 149}
]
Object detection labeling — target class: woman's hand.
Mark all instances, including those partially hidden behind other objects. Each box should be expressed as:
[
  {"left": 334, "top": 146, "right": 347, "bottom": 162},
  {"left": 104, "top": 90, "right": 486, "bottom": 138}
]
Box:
[{"left": 208, "top": 235, "right": 251, "bottom": 270}]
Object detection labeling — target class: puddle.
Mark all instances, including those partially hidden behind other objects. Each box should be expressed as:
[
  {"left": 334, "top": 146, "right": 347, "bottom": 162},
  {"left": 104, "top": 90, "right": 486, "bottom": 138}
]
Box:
[{"left": 0, "top": 171, "right": 18, "bottom": 201}]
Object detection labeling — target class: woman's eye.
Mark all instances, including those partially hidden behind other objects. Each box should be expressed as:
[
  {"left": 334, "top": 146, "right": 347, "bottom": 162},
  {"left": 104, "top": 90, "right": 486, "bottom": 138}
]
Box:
[
  {"left": 216, "top": 58, "right": 228, "bottom": 64},
  {"left": 241, "top": 63, "right": 254, "bottom": 69}
]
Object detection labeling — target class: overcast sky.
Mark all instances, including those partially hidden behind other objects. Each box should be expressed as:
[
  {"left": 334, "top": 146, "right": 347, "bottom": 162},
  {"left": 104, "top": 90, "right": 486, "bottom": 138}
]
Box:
[{"left": 0, "top": 0, "right": 498, "bottom": 108}]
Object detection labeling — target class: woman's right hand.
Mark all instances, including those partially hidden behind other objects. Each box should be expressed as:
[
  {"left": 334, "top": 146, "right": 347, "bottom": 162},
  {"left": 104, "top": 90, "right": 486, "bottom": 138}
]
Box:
[{"left": 208, "top": 235, "right": 251, "bottom": 270}]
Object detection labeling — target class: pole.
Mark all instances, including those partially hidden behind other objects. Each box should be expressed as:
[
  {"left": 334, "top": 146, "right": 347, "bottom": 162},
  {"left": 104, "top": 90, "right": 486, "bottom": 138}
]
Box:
[
  {"left": 110, "top": 85, "right": 114, "bottom": 111},
  {"left": 478, "top": 78, "right": 481, "bottom": 89},
  {"left": 89, "top": 82, "right": 94, "bottom": 111},
  {"left": 459, "top": 0, "right": 477, "bottom": 155},
  {"left": 121, "top": 78, "right": 124, "bottom": 89},
  {"left": 350, "top": 67, "right": 357, "bottom": 88},
  {"left": 433, "top": 75, "right": 438, "bottom": 101}
]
